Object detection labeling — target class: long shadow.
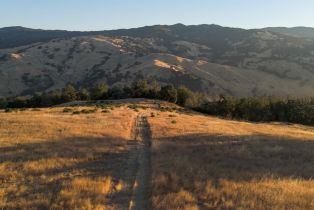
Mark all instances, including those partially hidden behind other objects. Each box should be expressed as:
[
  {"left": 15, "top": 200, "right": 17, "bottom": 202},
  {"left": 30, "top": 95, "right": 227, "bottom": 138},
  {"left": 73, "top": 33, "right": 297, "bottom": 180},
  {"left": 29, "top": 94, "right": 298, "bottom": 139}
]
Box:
[
  {"left": 0, "top": 136, "right": 137, "bottom": 209},
  {"left": 151, "top": 133, "right": 314, "bottom": 209},
  {"left": 3, "top": 133, "right": 314, "bottom": 209},
  {"left": 152, "top": 133, "right": 314, "bottom": 183}
]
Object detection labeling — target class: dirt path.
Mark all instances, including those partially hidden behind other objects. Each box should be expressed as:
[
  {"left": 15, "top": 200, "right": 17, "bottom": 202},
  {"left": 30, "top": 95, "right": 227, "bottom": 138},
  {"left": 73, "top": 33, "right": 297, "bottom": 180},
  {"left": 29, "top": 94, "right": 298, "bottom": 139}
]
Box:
[{"left": 128, "top": 114, "right": 152, "bottom": 210}]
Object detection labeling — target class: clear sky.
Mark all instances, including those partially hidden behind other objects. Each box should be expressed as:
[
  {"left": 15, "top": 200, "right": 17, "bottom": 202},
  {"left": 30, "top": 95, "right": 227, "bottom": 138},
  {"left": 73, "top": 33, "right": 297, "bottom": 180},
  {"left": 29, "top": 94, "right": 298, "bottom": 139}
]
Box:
[{"left": 1, "top": 0, "right": 313, "bottom": 31}]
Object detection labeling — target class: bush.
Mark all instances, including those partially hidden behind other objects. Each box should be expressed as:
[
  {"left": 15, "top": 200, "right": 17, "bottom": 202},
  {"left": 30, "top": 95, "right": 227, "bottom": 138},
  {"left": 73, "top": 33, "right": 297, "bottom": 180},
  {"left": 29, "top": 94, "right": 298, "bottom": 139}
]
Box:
[
  {"left": 81, "top": 109, "right": 97, "bottom": 114},
  {"left": 32, "top": 108, "right": 41, "bottom": 111},
  {"left": 63, "top": 108, "right": 73, "bottom": 113},
  {"left": 171, "top": 120, "right": 177, "bottom": 124},
  {"left": 72, "top": 111, "right": 81, "bottom": 115},
  {"left": 128, "top": 104, "right": 140, "bottom": 110},
  {"left": 5, "top": 108, "right": 14, "bottom": 113},
  {"left": 151, "top": 112, "right": 155, "bottom": 117}
]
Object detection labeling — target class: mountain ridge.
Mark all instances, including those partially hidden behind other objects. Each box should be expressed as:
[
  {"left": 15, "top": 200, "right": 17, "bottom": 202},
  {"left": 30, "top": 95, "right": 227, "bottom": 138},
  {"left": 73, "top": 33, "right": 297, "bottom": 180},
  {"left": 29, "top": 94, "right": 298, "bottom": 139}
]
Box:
[{"left": 1, "top": 24, "right": 314, "bottom": 98}]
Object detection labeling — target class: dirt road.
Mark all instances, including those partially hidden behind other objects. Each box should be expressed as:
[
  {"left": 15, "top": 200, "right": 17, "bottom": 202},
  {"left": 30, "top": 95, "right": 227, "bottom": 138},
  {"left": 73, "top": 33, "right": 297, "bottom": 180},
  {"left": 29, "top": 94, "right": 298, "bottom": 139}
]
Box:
[{"left": 128, "top": 114, "right": 152, "bottom": 210}]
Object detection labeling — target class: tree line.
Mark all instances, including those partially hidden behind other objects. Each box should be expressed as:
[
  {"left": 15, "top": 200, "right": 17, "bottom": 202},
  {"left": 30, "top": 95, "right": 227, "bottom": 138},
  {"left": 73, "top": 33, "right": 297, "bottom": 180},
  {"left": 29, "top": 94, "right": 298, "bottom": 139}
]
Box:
[
  {"left": 3, "top": 81, "right": 314, "bottom": 126},
  {"left": 195, "top": 95, "right": 314, "bottom": 126},
  {"left": 0, "top": 80, "right": 202, "bottom": 109}
]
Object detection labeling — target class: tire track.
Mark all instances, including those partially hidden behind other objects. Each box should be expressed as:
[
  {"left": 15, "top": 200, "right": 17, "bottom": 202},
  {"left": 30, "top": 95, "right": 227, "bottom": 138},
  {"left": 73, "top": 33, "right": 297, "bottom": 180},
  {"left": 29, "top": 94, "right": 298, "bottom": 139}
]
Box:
[{"left": 128, "top": 114, "right": 152, "bottom": 210}]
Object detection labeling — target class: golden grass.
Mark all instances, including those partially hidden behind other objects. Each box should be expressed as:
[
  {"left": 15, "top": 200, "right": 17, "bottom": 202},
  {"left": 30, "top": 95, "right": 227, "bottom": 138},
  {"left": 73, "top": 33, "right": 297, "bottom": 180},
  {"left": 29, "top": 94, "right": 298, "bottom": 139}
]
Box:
[
  {"left": 148, "top": 110, "right": 314, "bottom": 210},
  {"left": 3, "top": 103, "right": 314, "bottom": 209},
  {"left": 0, "top": 106, "right": 137, "bottom": 209}
]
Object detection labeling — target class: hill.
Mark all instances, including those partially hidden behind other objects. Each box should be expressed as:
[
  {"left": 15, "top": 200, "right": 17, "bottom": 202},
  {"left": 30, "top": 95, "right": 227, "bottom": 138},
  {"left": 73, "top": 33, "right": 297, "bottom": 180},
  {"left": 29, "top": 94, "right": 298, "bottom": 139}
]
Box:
[
  {"left": 1, "top": 24, "right": 314, "bottom": 97},
  {"left": 1, "top": 101, "right": 314, "bottom": 209},
  {"left": 265, "top": 26, "right": 314, "bottom": 38}
]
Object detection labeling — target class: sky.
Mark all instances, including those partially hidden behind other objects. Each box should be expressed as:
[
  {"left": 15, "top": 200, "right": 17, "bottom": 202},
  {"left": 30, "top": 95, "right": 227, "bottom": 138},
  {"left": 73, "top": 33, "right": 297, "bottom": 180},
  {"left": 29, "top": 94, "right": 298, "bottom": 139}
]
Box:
[{"left": 0, "top": 0, "right": 314, "bottom": 31}]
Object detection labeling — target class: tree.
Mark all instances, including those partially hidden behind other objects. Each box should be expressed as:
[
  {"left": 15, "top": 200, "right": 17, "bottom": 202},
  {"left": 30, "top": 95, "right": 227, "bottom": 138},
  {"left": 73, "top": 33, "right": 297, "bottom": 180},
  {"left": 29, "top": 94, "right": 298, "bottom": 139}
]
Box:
[
  {"left": 131, "top": 80, "right": 149, "bottom": 98},
  {"left": 148, "top": 80, "right": 159, "bottom": 99},
  {"left": 0, "top": 98, "right": 7, "bottom": 109},
  {"left": 61, "top": 84, "right": 77, "bottom": 102},
  {"left": 7, "top": 96, "right": 28, "bottom": 108},
  {"left": 78, "top": 88, "right": 90, "bottom": 101},
  {"left": 176, "top": 86, "right": 191, "bottom": 106},
  {"left": 90, "top": 83, "right": 108, "bottom": 100},
  {"left": 108, "top": 86, "right": 126, "bottom": 99},
  {"left": 159, "top": 85, "right": 177, "bottom": 103},
  {"left": 28, "top": 92, "right": 43, "bottom": 107}
]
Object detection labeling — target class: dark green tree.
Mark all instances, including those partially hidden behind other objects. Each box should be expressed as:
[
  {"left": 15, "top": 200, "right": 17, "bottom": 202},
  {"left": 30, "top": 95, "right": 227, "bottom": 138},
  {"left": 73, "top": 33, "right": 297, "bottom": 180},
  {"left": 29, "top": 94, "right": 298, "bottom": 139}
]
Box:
[
  {"left": 90, "top": 83, "right": 108, "bottom": 100},
  {"left": 108, "top": 86, "right": 126, "bottom": 99},
  {"left": 0, "top": 98, "right": 7, "bottom": 109},
  {"left": 7, "top": 96, "right": 28, "bottom": 108},
  {"left": 159, "top": 85, "right": 177, "bottom": 103},
  {"left": 131, "top": 80, "right": 149, "bottom": 98},
  {"left": 28, "top": 92, "right": 43, "bottom": 107},
  {"left": 148, "top": 80, "right": 160, "bottom": 99},
  {"left": 78, "top": 88, "right": 90, "bottom": 101},
  {"left": 61, "top": 84, "right": 77, "bottom": 102},
  {"left": 176, "top": 86, "right": 191, "bottom": 106}
]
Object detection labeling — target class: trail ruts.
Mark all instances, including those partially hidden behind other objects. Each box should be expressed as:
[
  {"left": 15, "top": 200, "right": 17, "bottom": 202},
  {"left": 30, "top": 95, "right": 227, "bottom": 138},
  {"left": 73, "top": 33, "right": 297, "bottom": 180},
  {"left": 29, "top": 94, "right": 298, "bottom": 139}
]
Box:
[{"left": 128, "top": 114, "right": 152, "bottom": 210}]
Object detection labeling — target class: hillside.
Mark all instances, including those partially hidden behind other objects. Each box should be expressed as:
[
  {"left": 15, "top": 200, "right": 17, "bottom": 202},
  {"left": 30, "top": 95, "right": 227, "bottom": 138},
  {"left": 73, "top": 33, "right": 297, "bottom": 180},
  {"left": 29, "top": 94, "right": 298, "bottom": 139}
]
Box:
[
  {"left": 1, "top": 24, "right": 314, "bottom": 97},
  {"left": 265, "top": 27, "right": 314, "bottom": 38},
  {"left": 1, "top": 100, "right": 314, "bottom": 209}
]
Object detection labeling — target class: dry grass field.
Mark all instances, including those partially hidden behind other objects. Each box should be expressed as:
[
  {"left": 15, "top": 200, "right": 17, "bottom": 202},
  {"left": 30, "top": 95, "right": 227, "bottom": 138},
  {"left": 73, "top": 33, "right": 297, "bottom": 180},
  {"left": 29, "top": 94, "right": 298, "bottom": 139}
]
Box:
[
  {"left": 0, "top": 105, "right": 138, "bottom": 209},
  {"left": 1, "top": 101, "right": 314, "bottom": 209},
  {"left": 148, "top": 110, "right": 314, "bottom": 210}
]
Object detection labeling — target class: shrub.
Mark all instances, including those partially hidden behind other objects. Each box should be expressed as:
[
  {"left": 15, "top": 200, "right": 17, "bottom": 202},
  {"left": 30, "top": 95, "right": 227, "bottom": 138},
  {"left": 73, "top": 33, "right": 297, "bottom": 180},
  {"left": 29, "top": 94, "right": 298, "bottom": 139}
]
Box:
[
  {"left": 128, "top": 104, "right": 140, "bottom": 110},
  {"left": 72, "top": 111, "right": 81, "bottom": 115},
  {"left": 171, "top": 120, "right": 177, "bottom": 124},
  {"left": 81, "top": 109, "right": 97, "bottom": 114},
  {"left": 63, "top": 108, "right": 73, "bottom": 113},
  {"left": 151, "top": 112, "right": 155, "bottom": 117},
  {"left": 32, "top": 108, "right": 41, "bottom": 111},
  {"left": 5, "top": 108, "right": 14, "bottom": 113}
]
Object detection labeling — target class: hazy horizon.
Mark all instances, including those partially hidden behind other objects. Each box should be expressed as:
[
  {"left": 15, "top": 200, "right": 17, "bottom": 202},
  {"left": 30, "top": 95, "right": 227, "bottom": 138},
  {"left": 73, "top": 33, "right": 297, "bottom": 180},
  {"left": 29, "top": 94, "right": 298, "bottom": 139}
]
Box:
[
  {"left": 1, "top": 23, "right": 314, "bottom": 32},
  {"left": 1, "top": 0, "right": 314, "bottom": 31}
]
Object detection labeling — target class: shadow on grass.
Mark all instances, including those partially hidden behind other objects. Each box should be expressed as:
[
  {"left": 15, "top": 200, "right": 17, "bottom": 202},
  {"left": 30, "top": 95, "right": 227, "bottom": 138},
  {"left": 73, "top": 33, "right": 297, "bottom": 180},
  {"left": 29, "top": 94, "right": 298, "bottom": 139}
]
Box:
[
  {"left": 151, "top": 133, "right": 314, "bottom": 209},
  {"left": 0, "top": 136, "right": 137, "bottom": 209},
  {"left": 153, "top": 133, "right": 314, "bottom": 182},
  {"left": 2, "top": 133, "right": 314, "bottom": 209}
]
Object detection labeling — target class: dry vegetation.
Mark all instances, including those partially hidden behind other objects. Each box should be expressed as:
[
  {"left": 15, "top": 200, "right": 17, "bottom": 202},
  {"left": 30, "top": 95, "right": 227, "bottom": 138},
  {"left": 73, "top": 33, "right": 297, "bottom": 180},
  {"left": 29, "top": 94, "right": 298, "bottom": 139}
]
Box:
[
  {"left": 0, "top": 105, "right": 138, "bottom": 209},
  {"left": 148, "top": 111, "right": 314, "bottom": 210},
  {"left": 2, "top": 102, "right": 314, "bottom": 209}
]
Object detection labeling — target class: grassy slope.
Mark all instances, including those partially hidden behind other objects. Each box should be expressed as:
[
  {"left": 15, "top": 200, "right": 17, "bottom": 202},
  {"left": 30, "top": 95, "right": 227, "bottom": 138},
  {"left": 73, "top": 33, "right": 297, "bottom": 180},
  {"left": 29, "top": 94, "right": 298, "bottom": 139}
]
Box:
[
  {"left": 148, "top": 111, "right": 314, "bottom": 210},
  {"left": 0, "top": 106, "right": 137, "bottom": 209},
  {"left": 1, "top": 102, "right": 314, "bottom": 209}
]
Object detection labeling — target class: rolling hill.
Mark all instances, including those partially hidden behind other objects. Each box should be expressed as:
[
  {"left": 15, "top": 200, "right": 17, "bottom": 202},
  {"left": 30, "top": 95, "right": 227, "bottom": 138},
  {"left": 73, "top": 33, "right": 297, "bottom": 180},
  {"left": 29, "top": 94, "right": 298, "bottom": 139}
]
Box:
[{"left": 1, "top": 24, "right": 314, "bottom": 98}]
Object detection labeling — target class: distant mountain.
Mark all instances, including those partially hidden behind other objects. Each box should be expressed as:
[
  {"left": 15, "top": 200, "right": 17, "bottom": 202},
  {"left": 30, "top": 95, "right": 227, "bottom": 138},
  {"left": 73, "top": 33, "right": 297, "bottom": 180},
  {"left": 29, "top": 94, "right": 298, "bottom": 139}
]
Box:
[
  {"left": 0, "top": 26, "right": 105, "bottom": 49},
  {"left": 1, "top": 24, "right": 314, "bottom": 98},
  {"left": 265, "top": 27, "right": 314, "bottom": 38}
]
